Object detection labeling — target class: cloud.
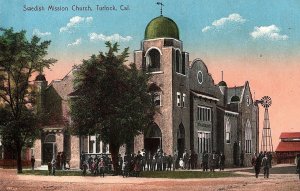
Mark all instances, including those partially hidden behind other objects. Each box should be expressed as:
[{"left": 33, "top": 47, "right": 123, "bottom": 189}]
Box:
[
  {"left": 250, "top": 25, "right": 288, "bottom": 40},
  {"left": 201, "top": 26, "right": 211, "bottom": 33},
  {"left": 60, "top": 16, "right": 93, "bottom": 33},
  {"left": 33, "top": 29, "right": 51, "bottom": 37},
  {"left": 202, "top": 13, "right": 246, "bottom": 32},
  {"left": 89, "top": 33, "right": 133, "bottom": 42},
  {"left": 67, "top": 38, "right": 82, "bottom": 47},
  {"left": 86, "top": 17, "right": 93, "bottom": 23}
]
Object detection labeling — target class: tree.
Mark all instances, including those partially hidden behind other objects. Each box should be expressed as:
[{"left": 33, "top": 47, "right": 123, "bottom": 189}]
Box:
[
  {"left": 0, "top": 28, "right": 56, "bottom": 173},
  {"left": 71, "top": 42, "right": 154, "bottom": 171}
]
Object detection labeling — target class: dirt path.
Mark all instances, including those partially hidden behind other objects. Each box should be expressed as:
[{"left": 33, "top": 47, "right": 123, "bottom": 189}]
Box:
[{"left": 0, "top": 168, "right": 299, "bottom": 191}]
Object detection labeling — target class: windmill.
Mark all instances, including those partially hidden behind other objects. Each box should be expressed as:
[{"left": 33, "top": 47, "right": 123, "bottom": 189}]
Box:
[{"left": 256, "top": 96, "right": 273, "bottom": 152}]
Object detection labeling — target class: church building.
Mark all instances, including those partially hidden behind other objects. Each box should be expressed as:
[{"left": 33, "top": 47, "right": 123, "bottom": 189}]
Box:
[{"left": 28, "top": 14, "right": 259, "bottom": 169}]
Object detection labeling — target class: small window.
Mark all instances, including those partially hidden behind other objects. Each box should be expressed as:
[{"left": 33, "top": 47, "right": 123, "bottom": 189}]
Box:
[
  {"left": 246, "top": 96, "right": 251, "bottom": 106},
  {"left": 154, "top": 92, "right": 161, "bottom": 106},
  {"left": 225, "top": 117, "right": 231, "bottom": 144},
  {"left": 182, "top": 93, "right": 186, "bottom": 107},
  {"left": 197, "top": 71, "right": 203, "bottom": 84},
  {"left": 177, "top": 92, "right": 181, "bottom": 107}
]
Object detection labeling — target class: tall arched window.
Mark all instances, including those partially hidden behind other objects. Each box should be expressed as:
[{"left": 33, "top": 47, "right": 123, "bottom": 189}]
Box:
[
  {"left": 225, "top": 117, "right": 231, "bottom": 143},
  {"left": 146, "top": 49, "right": 161, "bottom": 72},
  {"left": 245, "top": 119, "right": 252, "bottom": 153},
  {"left": 175, "top": 50, "right": 181, "bottom": 73}
]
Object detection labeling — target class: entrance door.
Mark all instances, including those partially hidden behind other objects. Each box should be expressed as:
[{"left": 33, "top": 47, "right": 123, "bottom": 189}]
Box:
[
  {"left": 144, "top": 122, "right": 162, "bottom": 156},
  {"left": 233, "top": 141, "right": 238, "bottom": 166},
  {"left": 42, "top": 143, "right": 56, "bottom": 164},
  {"left": 177, "top": 123, "right": 185, "bottom": 158},
  {"left": 144, "top": 138, "right": 161, "bottom": 156},
  {"left": 42, "top": 134, "right": 56, "bottom": 165},
  {"left": 177, "top": 138, "right": 185, "bottom": 158}
]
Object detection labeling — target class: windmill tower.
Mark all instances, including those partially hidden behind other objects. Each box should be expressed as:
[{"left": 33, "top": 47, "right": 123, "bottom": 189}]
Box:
[{"left": 257, "top": 96, "right": 273, "bottom": 152}]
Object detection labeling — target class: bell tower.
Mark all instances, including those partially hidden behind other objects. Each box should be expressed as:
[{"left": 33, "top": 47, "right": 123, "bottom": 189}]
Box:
[{"left": 134, "top": 6, "right": 190, "bottom": 156}]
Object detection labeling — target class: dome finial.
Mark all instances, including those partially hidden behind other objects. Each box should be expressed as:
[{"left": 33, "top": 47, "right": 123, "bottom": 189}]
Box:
[{"left": 156, "top": 1, "right": 164, "bottom": 16}]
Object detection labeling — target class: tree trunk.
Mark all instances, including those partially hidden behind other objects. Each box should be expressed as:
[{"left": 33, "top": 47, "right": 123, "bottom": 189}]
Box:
[
  {"left": 16, "top": 142, "right": 23, "bottom": 173},
  {"left": 109, "top": 142, "right": 120, "bottom": 174}
]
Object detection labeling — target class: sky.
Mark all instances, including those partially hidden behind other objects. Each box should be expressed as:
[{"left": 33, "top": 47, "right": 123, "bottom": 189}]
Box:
[{"left": 1, "top": 0, "right": 300, "bottom": 150}]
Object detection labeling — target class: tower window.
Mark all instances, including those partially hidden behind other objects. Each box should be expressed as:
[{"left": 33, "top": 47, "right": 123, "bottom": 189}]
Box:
[
  {"left": 175, "top": 50, "right": 181, "bottom": 73},
  {"left": 146, "top": 49, "right": 161, "bottom": 72},
  {"left": 182, "top": 53, "right": 186, "bottom": 75}
]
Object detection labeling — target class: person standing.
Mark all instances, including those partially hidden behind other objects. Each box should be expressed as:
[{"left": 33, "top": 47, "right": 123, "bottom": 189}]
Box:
[
  {"left": 51, "top": 158, "right": 56, "bottom": 176},
  {"left": 31, "top": 155, "right": 35, "bottom": 171},
  {"left": 173, "top": 149, "right": 178, "bottom": 171},
  {"left": 261, "top": 154, "right": 270, "bottom": 178},
  {"left": 82, "top": 160, "right": 88, "bottom": 176},
  {"left": 47, "top": 162, "right": 52, "bottom": 175},
  {"left": 202, "top": 151, "right": 209, "bottom": 172},
  {"left": 99, "top": 158, "right": 105, "bottom": 177},
  {"left": 61, "top": 152, "right": 66, "bottom": 170},
  {"left": 219, "top": 152, "right": 225, "bottom": 171},
  {"left": 240, "top": 150, "right": 245, "bottom": 167},
  {"left": 183, "top": 149, "right": 189, "bottom": 169},
  {"left": 296, "top": 154, "right": 300, "bottom": 180},
  {"left": 254, "top": 153, "right": 261, "bottom": 178}
]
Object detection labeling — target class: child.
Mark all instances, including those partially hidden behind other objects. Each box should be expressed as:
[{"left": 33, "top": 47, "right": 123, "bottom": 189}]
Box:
[{"left": 179, "top": 158, "right": 184, "bottom": 169}]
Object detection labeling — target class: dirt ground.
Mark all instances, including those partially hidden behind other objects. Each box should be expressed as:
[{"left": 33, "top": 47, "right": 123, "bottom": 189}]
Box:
[{"left": 0, "top": 165, "right": 299, "bottom": 191}]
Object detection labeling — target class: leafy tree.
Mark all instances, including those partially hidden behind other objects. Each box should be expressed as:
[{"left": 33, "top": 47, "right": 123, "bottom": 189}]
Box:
[
  {"left": 0, "top": 28, "right": 56, "bottom": 173},
  {"left": 71, "top": 42, "right": 154, "bottom": 170}
]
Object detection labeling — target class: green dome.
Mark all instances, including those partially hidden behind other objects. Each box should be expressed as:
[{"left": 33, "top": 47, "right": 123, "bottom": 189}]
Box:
[
  {"left": 145, "top": 16, "right": 179, "bottom": 40},
  {"left": 218, "top": 81, "right": 227, "bottom": 87},
  {"left": 231, "top": 95, "right": 240, "bottom": 102}
]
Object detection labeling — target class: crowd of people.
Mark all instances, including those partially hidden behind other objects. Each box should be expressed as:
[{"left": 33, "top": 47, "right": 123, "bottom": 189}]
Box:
[
  {"left": 35, "top": 148, "right": 300, "bottom": 179},
  {"left": 201, "top": 151, "right": 226, "bottom": 172},
  {"left": 47, "top": 152, "right": 69, "bottom": 176},
  {"left": 79, "top": 148, "right": 229, "bottom": 177}
]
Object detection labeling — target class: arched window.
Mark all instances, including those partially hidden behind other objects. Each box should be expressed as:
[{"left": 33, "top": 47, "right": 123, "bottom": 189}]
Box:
[
  {"left": 175, "top": 50, "right": 181, "bottom": 73},
  {"left": 146, "top": 49, "right": 161, "bottom": 72},
  {"left": 225, "top": 117, "right": 231, "bottom": 143},
  {"left": 148, "top": 83, "right": 162, "bottom": 106},
  {"left": 44, "top": 134, "right": 56, "bottom": 143},
  {"left": 245, "top": 119, "right": 252, "bottom": 153}
]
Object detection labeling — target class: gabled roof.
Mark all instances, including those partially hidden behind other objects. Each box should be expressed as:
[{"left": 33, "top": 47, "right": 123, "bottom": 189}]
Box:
[
  {"left": 276, "top": 141, "right": 300, "bottom": 152},
  {"left": 227, "top": 85, "right": 244, "bottom": 104},
  {"left": 46, "top": 69, "right": 74, "bottom": 100},
  {"left": 279, "top": 132, "right": 300, "bottom": 139}
]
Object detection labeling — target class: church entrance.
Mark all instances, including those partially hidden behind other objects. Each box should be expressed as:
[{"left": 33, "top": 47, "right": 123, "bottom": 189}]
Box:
[
  {"left": 177, "top": 123, "right": 185, "bottom": 159},
  {"left": 42, "top": 134, "right": 56, "bottom": 165},
  {"left": 233, "top": 141, "right": 239, "bottom": 166},
  {"left": 144, "top": 122, "right": 162, "bottom": 156}
]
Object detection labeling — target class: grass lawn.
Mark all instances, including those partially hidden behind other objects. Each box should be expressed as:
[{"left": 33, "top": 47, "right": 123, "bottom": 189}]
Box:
[
  {"left": 22, "top": 169, "right": 243, "bottom": 179},
  {"left": 22, "top": 170, "right": 84, "bottom": 176},
  {"left": 139, "top": 170, "right": 242, "bottom": 179}
]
